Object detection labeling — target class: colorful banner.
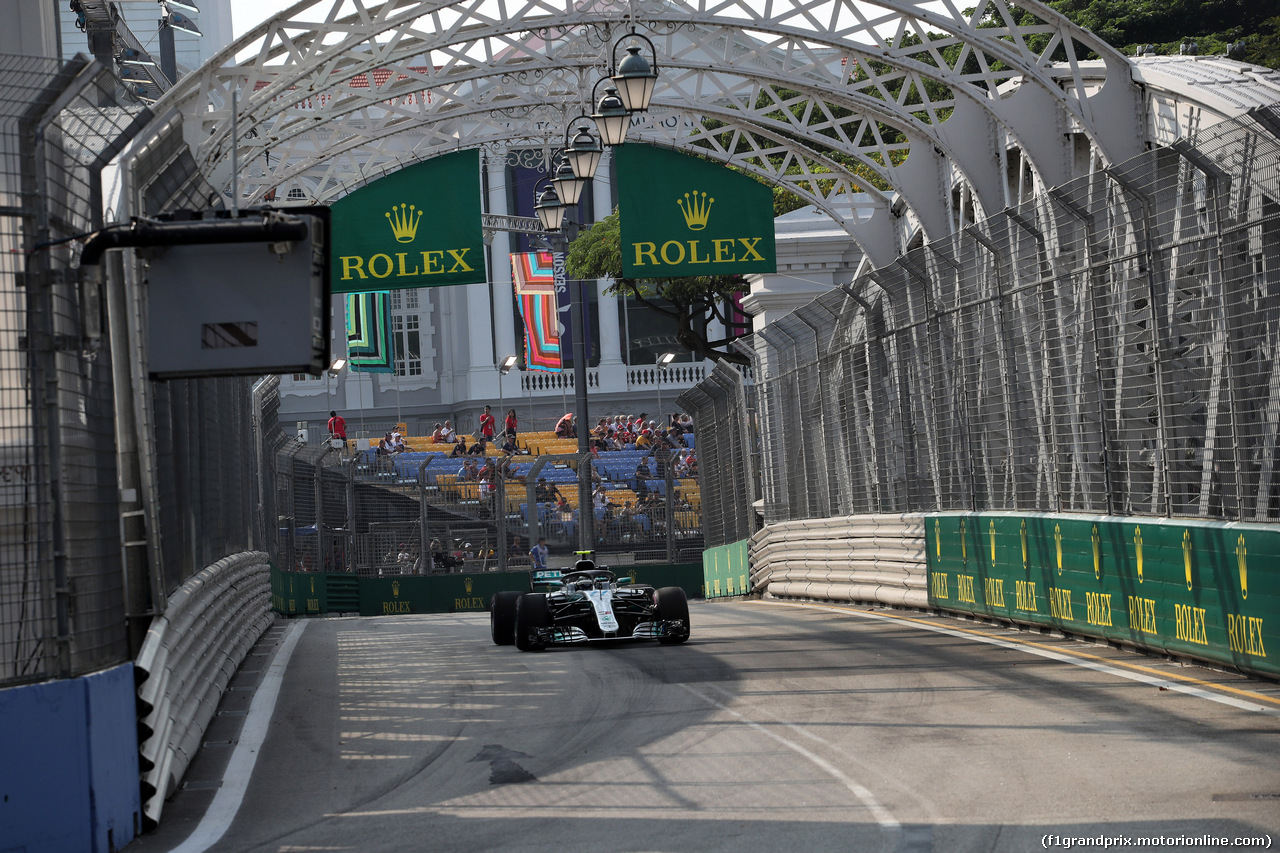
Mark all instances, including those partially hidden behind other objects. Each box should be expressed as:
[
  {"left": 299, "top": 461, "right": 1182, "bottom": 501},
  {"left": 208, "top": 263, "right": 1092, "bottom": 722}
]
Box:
[
  {"left": 329, "top": 149, "right": 485, "bottom": 293},
  {"left": 616, "top": 144, "right": 776, "bottom": 279},
  {"left": 511, "top": 251, "right": 561, "bottom": 372},
  {"left": 346, "top": 291, "right": 395, "bottom": 373}
]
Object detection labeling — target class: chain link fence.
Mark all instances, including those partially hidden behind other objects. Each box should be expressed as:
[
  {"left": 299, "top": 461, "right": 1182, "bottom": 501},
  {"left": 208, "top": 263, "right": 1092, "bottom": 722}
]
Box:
[
  {"left": 725, "top": 107, "right": 1280, "bottom": 528},
  {"left": 256, "top": 382, "right": 706, "bottom": 577},
  {"left": 0, "top": 55, "right": 149, "bottom": 686},
  {"left": 677, "top": 361, "right": 759, "bottom": 548},
  {"left": 0, "top": 53, "right": 274, "bottom": 687}
]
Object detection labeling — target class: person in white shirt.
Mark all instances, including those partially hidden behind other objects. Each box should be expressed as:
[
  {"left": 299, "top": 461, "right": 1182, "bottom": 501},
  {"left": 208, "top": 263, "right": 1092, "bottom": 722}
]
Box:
[
  {"left": 529, "top": 537, "right": 549, "bottom": 571},
  {"left": 441, "top": 420, "right": 457, "bottom": 443}
]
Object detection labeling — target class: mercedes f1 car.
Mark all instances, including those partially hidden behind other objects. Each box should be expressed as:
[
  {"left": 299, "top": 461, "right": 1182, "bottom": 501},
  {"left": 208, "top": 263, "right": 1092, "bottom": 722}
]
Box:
[{"left": 490, "top": 560, "right": 690, "bottom": 651}]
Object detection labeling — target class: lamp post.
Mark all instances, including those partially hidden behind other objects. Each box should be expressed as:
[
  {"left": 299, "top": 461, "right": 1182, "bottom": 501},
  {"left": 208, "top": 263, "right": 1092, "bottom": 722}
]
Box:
[
  {"left": 534, "top": 184, "right": 593, "bottom": 552},
  {"left": 522, "top": 24, "right": 660, "bottom": 554},
  {"left": 655, "top": 352, "right": 675, "bottom": 425},
  {"left": 498, "top": 354, "right": 517, "bottom": 438}
]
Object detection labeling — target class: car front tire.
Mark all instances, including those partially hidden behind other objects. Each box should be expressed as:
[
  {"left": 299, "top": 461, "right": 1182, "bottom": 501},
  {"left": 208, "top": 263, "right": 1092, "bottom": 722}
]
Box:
[
  {"left": 654, "top": 586, "right": 690, "bottom": 645},
  {"left": 491, "top": 591, "right": 521, "bottom": 645},
  {"left": 515, "top": 593, "right": 551, "bottom": 651}
]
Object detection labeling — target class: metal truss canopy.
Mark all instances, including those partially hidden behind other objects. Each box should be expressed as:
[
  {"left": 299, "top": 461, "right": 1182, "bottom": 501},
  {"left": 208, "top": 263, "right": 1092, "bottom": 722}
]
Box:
[{"left": 140, "top": 0, "right": 1145, "bottom": 260}]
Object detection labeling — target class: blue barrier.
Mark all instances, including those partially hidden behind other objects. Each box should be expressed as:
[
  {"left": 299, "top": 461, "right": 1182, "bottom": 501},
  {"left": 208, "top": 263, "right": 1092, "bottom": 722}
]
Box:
[{"left": 0, "top": 663, "right": 140, "bottom": 853}]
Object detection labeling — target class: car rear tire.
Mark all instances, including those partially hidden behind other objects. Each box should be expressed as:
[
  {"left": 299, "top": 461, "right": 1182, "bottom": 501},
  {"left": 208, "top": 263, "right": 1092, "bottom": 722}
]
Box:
[
  {"left": 515, "top": 593, "right": 551, "bottom": 651},
  {"left": 654, "top": 586, "right": 690, "bottom": 645},
  {"left": 490, "top": 591, "right": 521, "bottom": 645}
]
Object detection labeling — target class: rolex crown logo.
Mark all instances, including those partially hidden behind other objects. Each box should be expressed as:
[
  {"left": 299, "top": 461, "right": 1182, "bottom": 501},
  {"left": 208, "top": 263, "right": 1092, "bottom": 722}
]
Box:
[
  {"left": 677, "top": 190, "right": 714, "bottom": 230},
  {"left": 392, "top": 580, "right": 400, "bottom": 597},
  {"left": 464, "top": 577, "right": 473, "bottom": 594},
  {"left": 386, "top": 203, "right": 423, "bottom": 243}
]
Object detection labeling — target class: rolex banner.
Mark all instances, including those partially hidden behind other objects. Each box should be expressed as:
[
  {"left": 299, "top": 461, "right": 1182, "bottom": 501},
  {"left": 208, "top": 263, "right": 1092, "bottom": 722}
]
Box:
[
  {"left": 616, "top": 144, "right": 776, "bottom": 280},
  {"left": 330, "top": 150, "right": 485, "bottom": 293}
]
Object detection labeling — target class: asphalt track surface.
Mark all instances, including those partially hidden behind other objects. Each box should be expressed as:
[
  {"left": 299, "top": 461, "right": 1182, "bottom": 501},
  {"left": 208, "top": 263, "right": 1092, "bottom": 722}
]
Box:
[{"left": 126, "top": 599, "right": 1280, "bottom": 853}]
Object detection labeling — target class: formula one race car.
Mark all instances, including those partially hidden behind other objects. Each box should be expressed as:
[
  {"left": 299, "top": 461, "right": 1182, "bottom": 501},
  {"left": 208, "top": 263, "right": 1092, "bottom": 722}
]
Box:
[{"left": 490, "top": 559, "right": 690, "bottom": 651}]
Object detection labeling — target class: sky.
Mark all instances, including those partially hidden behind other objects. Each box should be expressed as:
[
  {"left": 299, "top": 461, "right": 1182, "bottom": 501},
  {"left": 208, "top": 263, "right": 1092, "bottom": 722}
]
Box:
[{"left": 228, "top": 0, "right": 303, "bottom": 39}]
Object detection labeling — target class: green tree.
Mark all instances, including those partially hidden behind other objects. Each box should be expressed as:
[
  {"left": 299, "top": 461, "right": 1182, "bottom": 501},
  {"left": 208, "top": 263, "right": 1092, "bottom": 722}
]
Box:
[{"left": 565, "top": 210, "right": 752, "bottom": 365}]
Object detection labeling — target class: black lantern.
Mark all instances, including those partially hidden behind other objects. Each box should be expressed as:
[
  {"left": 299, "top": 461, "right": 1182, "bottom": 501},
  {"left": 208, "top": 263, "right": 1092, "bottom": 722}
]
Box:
[
  {"left": 550, "top": 157, "right": 587, "bottom": 207},
  {"left": 591, "top": 86, "right": 631, "bottom": 147},
  {"left": 612, "top": 42, "right": 658, "bottom": 113},
  {"left": 563, "top": 123, "right": 603, "bottom": 181},
  {"left": 533, "top": 183, "right": 566, "bottom": 232}
]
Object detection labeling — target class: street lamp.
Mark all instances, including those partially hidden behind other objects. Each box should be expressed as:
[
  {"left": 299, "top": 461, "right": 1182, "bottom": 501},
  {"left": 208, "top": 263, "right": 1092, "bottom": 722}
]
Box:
[
  {"left": 549, "top": 156, "right": 587, "bottom": 208},
  {"left": 591, "top": 85, "right": 631, "bottom": 147},
  {"left": 498, "top": 354, "right": 518, "bottom": 440},
  {"left": 611, "top": 33, "right": 659, "bottom": 113},
  {"left": 533, "top": 183, "right": 566, "bottom": 232},
  {"left": 563, "top": 122, "right": 603, "bottom": 181},
  {"left": 656, "top": 352, "right": 676, "bottom": 424}
]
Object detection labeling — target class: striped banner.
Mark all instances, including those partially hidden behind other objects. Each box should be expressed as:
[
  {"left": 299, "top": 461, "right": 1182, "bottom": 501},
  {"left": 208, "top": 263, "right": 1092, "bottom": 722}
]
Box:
[
  {"left": 346, "top": 291, "right": 396, "bottom": 373},
  {"left": 511, "top": 251, "right": 562, "bottom": 372}
]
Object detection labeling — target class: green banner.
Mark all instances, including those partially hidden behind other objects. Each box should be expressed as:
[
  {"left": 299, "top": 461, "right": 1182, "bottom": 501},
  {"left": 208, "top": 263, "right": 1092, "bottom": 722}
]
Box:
[
  {"left": 617, "top": 145, "right": 776, "bottom": 279},
  {"left": 703, "top": 540, "right": 750, "bottom": 598},
  {"left": 330, "top": 150, "right": 485, "bottom": 293},
  {"left": 925, "top": 513, "right": 1277, "bottom": 679},
  {"left": 271, "top": 564, "right": 707, "bottom": 618}
]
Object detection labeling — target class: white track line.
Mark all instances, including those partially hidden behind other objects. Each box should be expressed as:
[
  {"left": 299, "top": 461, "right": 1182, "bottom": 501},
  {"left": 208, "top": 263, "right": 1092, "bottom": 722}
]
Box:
[
  {"left": 169, "top": 619, "right": 308, "bottom": 853},
  {"left": 759, "top": 600, "right": 1280, "bottom": 717},
  {"left": 679, "top": 683, "right": 901, "bottom": 831}
]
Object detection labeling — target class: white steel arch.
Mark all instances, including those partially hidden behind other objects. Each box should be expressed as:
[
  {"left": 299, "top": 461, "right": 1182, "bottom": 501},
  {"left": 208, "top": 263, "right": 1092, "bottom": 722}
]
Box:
[{"left": 143, "top": 0, "right": 1145, "bottom": 259}]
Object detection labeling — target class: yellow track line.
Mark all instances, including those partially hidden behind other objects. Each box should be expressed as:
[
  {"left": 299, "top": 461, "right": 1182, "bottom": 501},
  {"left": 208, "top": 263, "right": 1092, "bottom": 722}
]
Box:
[{"left": 750, "top": 599, "right": 1280, "bottom": 709}]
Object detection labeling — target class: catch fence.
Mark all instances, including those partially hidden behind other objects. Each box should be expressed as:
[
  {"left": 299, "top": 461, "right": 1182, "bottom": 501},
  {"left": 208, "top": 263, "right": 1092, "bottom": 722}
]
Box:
[
  {"left": 257, "top": 383, "right": 706, "bottom": 578},
  {"left": 0, "top": 52, "right": 268, "bottom": 687},
  {"left": 709, "top": 107, "right": 1280, "bottom": 530}
]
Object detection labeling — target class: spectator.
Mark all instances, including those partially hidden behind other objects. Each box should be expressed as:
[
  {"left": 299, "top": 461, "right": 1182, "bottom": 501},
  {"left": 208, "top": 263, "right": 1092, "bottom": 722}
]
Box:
[
  {"left": 328, "top": 410, "right": 347, "bottom": 442},
  {"left": 458, "top": 458, "right": 479, "bottom": 480},
  {"left": 505, "top": 408, "right": 518, "bottom": 440},
  {"left": 431, "top": 422, "right": 446, "bottom": 443},
  {"left": 390, "top": 431, "right": 406, "bottom": 453},
  {"left": 675, "top": 454, "right": 690, "bottom": 478},
  {"left": 556, "top": 494, "right": 573, "bottom": 520},
  {"left": 554, "top": 412, "right": 575, "bottom": 438},
  {"left": 535, "top": 477, "right": 561, "bottom": 504},
  {"left": 530, "top": 536, "right": 549, "bottom": 571},
  {"left": 479, "top": 405, "right": 496, "bottom": 444},
  {"left": 635, "top": 456, "right": 651, "bottom": 482},
  {"left": 592, "top": 484, "right": 611, "bottom": 513},
  {"left": 500, "top": 434, "right": 520, "bottom": 456},
  {"left": 442, "top": 420, "right": 457, "bottom": 443},
  {"left": 467, "top": 438, "right": 487, "bottom": 456},
  {"left": 635, "top": 429, "right": 652, "bottom": 451},
  {"left": 450, "top": 439, "right": 468, "bottom": 458}
]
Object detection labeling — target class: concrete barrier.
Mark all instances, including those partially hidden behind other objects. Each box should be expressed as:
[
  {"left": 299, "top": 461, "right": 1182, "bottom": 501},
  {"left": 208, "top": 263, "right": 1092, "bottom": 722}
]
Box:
[
  {"left": 750, "top": 514, "right": 929, "bottom": 608},
  {"left": 0, "top": 663, "right": 141, "bottom": 853}
]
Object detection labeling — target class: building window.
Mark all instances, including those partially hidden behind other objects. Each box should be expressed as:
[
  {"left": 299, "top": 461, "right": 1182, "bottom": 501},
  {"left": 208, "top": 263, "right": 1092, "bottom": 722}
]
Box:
[{"left": 393, "top": 313, "right": 422, "bottom": 376}]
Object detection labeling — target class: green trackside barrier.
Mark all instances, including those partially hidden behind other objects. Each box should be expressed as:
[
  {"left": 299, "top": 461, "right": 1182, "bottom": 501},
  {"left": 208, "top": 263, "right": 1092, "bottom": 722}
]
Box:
[
  {"left": 271, "top": 563, "right": 706, "bottom": 618},
  {"left": 703, "top": 540, "right": 750, "bottom": 598},
  {"left": 612, "top": 563, "right": 704, "bottom": 600},
  {"left": 359, "top": 571, "right": 533, "bottom": 616},
  {"left": 271, "top": 567, "right": 362, "bottom": 615},
  {"left": 925, "top": 513, "right": 1277, "bottom": 679}
]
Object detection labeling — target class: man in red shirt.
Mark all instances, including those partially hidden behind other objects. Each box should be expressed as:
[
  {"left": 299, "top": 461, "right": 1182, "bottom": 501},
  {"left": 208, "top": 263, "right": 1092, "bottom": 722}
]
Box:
[
  {"left": 479, "top": 405, "right": 496, "bottom": 445},
  {"left": 328, "top": 410, "right": 347, "bottom": 440}
]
